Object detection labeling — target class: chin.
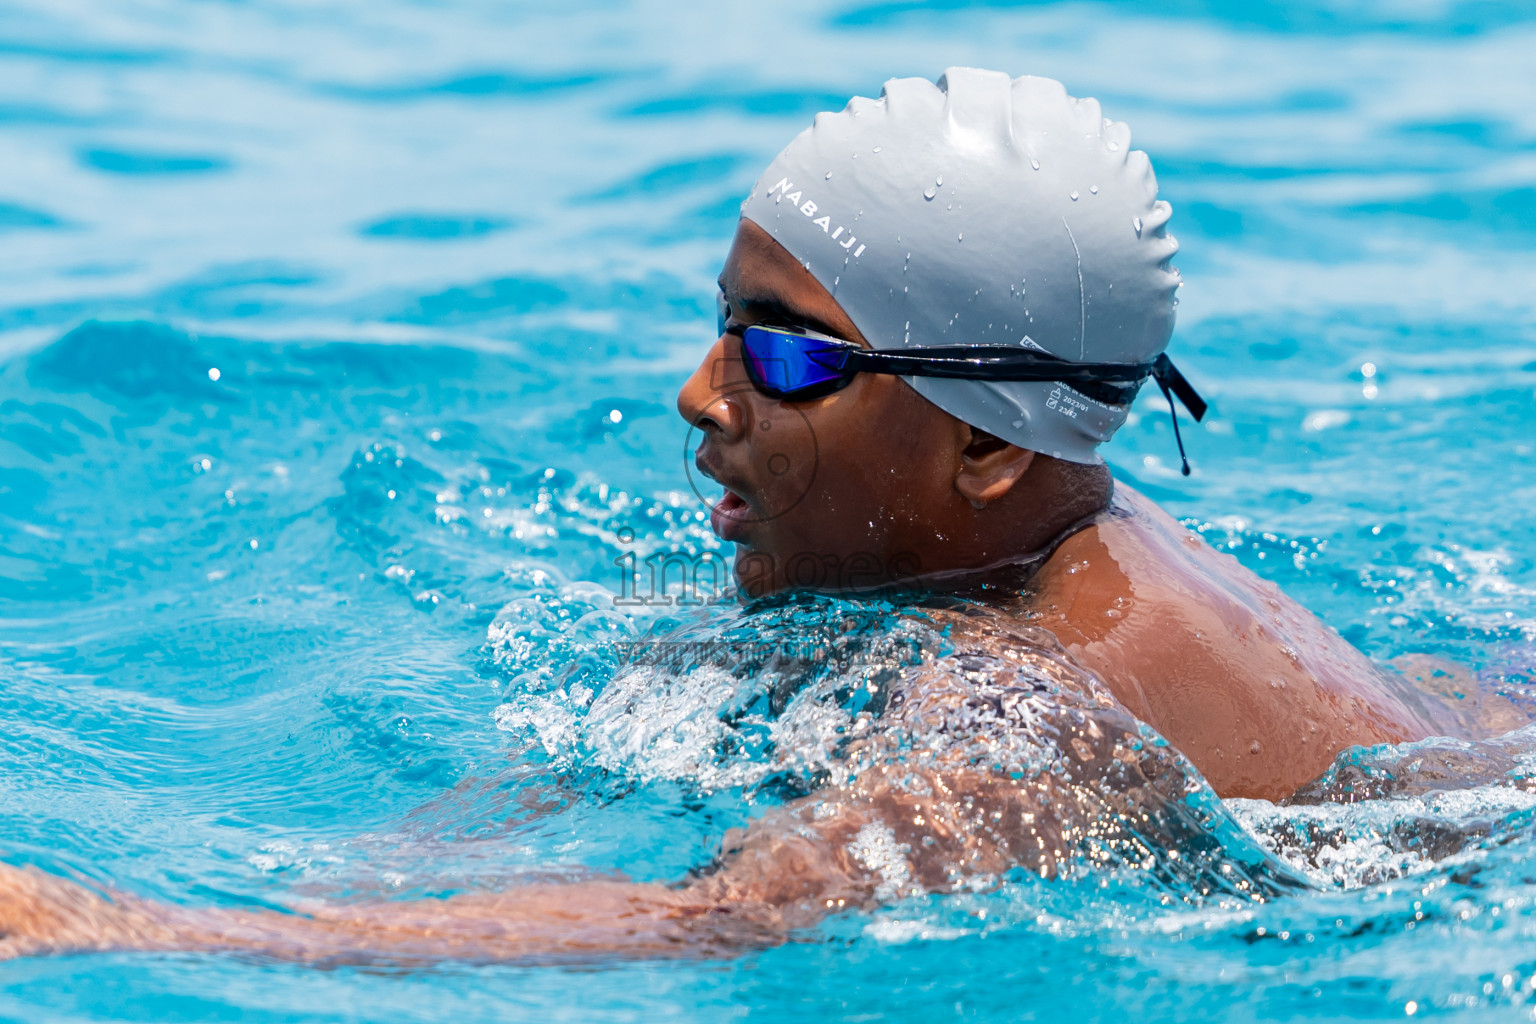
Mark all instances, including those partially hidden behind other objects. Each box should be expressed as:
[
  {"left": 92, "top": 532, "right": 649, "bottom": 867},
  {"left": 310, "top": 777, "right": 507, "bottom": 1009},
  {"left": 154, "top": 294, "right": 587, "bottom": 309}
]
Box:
[
  {"left": 730, "top": 547, "right": 782, "bottom": 599},
  {"left": 729, "top": 539, "right": 916, "bottom": 599}
]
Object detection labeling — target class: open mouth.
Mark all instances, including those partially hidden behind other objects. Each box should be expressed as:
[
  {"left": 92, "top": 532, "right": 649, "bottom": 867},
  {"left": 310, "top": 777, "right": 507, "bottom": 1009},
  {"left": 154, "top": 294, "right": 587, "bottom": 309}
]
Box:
[{"left": 709, "top": 488, "right": 752, "bottom": 542}]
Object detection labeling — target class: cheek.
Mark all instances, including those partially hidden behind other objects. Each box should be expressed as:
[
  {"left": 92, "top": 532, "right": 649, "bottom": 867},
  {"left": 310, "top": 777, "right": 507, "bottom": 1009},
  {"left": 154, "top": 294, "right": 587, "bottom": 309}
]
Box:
[
  {"left": 824, "top": 380, "right": 954, "bottom": 497},
  {"left": 797, "top": 380, "right": 956, "bottom": 526},
  {"left": 740, "top": 397, "right": 821, "bottom": 512}
]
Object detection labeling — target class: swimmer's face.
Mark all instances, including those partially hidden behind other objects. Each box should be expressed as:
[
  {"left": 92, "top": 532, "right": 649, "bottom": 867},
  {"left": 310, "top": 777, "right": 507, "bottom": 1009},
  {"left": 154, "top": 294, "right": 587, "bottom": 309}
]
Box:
[{"left": 677, "top": 219, "right": 994, "bottom": 597}]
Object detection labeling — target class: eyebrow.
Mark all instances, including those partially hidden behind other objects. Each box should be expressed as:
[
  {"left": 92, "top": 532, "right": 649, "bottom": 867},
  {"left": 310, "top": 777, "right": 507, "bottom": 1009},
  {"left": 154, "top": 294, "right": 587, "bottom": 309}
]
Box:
[{"left": 716, "top": 277, "right": 842, "bottom": 338}]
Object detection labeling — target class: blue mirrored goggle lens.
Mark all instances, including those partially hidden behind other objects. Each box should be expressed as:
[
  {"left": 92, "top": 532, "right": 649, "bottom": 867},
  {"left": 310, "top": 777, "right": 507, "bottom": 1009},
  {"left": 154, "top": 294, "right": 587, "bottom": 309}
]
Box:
[{"left": 740, "top": 326, "right": 851, "bottom": 396}]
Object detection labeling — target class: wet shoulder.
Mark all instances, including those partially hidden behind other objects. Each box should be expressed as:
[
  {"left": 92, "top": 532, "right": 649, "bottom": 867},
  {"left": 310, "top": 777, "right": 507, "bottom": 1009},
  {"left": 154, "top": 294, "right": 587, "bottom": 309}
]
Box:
[
  {"left": 1025, "top": 485, "right": 1210, "bottom": 644},
  {"left": 1023, "top": 484, "right": 1437, "bottom": 798}
]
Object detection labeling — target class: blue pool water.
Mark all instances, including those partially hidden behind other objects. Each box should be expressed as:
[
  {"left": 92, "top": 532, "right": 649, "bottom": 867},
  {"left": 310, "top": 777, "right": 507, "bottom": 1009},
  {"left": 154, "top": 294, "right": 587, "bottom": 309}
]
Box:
[{"left": 2, "top": 0, "right": 1536, "bottom": 1018}]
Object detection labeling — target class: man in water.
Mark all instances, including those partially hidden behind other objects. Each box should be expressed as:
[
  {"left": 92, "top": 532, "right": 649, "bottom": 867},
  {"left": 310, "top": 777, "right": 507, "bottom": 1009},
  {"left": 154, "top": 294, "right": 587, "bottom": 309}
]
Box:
[
  {"left": 680, "top": 67, "right": 1481, "bottom": 801},
  {"left": 0, "top": 68, "right": 1504, "bottom": 962}
]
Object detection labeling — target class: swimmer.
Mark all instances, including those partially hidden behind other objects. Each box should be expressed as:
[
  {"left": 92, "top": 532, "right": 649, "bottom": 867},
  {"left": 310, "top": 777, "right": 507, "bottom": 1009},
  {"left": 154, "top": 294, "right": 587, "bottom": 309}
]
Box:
[
  {"left": 684, "top": 67, "right": 1485, "bottom": 801},
  {"left": 0, "top": 67, "right": 1513, "bottom": 963}
]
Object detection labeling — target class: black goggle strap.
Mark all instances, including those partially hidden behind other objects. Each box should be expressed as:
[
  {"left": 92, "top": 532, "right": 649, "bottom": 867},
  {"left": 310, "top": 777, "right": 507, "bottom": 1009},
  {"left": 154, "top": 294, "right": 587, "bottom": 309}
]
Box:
[
  {"left": 1150, "top": 353, "right": 1207, "bottom": 477},
  {"left": 841, "top": 347, "right": 1146, "bottom": 381}
]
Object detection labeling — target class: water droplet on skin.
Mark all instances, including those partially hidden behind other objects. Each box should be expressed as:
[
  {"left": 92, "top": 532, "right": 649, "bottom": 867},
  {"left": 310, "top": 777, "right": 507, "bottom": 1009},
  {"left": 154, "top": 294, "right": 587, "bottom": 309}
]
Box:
[
  {"left": 1089, "top": 185, "right": 1098, "bottom": 194},
  {"left": 1133, "top": 217, "right": 1143, "bottom": 237},
  {"left": 1070, "top": 191, "right": 1079, "bottom": 201},
  {"left": 1030, "top": 158, "right": 1040, "bottom": 170},
  {"left": 924, "top": 187, "right": 936, "bottom": 200}
]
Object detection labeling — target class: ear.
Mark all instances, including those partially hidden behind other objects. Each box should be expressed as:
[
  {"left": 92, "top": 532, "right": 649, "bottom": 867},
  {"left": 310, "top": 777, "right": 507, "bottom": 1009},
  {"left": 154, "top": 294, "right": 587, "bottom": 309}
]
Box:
[{"left": 955, "top": 429, "right": 1036, "bottom": 507}]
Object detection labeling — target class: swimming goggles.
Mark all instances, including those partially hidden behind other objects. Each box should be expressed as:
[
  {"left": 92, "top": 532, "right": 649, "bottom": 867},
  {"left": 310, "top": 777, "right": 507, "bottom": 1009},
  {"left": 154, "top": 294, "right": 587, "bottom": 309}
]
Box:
[{"left": 718, "top": 299, "right": 1208, "bottom": 474}]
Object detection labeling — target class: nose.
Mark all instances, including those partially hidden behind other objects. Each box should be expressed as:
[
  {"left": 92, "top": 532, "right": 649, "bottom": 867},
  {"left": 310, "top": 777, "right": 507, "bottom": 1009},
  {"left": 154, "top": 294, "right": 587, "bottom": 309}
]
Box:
[{"left": 676, "top": 336, "right": 748, "bottom": 443}]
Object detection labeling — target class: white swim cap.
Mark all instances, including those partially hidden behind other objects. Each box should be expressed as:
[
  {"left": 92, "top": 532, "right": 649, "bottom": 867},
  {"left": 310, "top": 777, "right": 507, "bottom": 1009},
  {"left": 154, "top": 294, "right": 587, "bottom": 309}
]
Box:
[{"left": 739, "top": 67, "right": 1183, "bottom": 464}]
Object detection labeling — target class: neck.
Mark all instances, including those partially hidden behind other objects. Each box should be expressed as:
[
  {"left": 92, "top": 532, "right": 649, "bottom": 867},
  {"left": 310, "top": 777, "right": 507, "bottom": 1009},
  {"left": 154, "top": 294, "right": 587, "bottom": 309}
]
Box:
[
  {"left": 822, "top": 462, "right": 1113, "bottom": 600},
  {"left": 932, "top": 456, "right": 1114, "bottom": 577}
]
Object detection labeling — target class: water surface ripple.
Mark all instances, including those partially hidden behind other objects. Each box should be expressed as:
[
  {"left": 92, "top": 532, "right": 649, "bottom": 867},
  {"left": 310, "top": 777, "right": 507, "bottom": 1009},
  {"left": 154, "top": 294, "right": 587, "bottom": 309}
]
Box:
[{"left": 2, "top": 0, "right": 1535, "bottom": 1020}]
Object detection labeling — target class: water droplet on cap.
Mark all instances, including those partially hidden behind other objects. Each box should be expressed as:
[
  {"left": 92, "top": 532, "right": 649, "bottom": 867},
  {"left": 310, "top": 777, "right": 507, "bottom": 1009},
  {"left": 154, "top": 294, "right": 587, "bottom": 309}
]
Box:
[
  {"left": 1133, "top": 217, "right": 1143, "bottom": 237},
  {"left": 1070, "top": 191, "right": 1079, "bottom": 201},
  {"left": 1089, "top": 185, "right": 1098, "bottom": 194},
  {"left": 1108, "top": 141, "right": 1120, "bottom": 151},
  {"left": 1030, "top": 158, "right": 1040, "bottom": 170},
  {"left": 1012, "top": 419, "right": 1025, "bottom": 428},
  {"left": 957, "top": 233, "right": 963, "bottom": 241},
  {"left": 825, "top": 171, "right": 833, "bottom": 179},
  {"left": 935, "top": 175, "right": 943, "bottom": 186},
  {"left": 924, "top": 187, "right": 936, "bottom": 200},
  {"left": 873, "top": 146, "right": 881, "bottom": 153}
]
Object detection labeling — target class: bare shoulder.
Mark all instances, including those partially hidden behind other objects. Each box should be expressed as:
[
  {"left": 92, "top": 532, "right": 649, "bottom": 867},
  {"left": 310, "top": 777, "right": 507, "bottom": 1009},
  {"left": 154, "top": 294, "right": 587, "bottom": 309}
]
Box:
[{"left": 1024, "top": 483, "right": 1440, "bottom": 800}]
